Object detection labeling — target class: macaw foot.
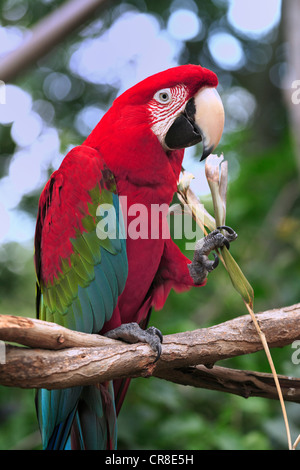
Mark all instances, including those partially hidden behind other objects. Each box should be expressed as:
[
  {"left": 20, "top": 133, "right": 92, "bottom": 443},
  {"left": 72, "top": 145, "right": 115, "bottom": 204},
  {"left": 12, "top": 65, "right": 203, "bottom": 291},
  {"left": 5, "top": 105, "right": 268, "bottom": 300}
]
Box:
[
  {"left": 104, "top": 322, "right": 163, "bottom": 362},
  {"left": 189, "top": 225, "right": 237, "bottom": 285}
]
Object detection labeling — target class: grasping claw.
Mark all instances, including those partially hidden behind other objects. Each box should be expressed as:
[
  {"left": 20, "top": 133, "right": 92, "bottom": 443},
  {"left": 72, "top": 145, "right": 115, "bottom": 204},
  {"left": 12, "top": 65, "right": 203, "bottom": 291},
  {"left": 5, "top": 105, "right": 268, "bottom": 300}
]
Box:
[
  {"left": 188, "top": 226, "right": 237, "bottom": 285},
  {"left": 217, "top": 225, "right": 238, "bottom": 245},
  {"left": 104, "top": 322, "right": 163, "bottom": 362}
]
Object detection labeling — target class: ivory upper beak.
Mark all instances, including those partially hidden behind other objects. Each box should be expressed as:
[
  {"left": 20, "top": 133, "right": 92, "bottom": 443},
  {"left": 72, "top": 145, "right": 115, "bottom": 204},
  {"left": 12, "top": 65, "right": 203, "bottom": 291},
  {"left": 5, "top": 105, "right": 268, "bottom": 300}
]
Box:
[{"left": 193, "top": 87, "right": 225, "bottom": 161}]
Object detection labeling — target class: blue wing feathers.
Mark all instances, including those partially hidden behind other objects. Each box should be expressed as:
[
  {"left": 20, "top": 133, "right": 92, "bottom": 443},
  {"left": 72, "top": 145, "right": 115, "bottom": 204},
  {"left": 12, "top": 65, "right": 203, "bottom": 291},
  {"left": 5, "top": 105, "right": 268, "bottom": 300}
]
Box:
[
  {"left": 99, "top": 251, "right": 118, "bottom": 300},
  {"left": 73, "top": 383, "right": 117, "bottom": 450},
  {"left": 37, "top": 387, "right": 82, "bottom": 450},
  {"left": 77, "top": 288, "right": 94, "bottom": 333},
  {"left": 94, "top": 262, "right": 115, "bottom": 322}
]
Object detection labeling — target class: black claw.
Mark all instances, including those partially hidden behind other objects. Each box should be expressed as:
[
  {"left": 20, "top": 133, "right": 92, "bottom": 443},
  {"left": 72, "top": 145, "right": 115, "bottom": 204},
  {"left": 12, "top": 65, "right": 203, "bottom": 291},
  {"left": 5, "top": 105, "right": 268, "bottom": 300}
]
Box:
[
  {"left": 146, "top": 327, "right": 163, "bottom": 361},
  {"left": 211, "top": 252, "right": 219, "bottom": 270},
  {"left": 217, "top": 225, "right": 234, "bottom": 234},
  {"left": 216, "top": 225, "right": 238, "bottom": 243},
  {"left": 223, "top": 238, "right": 230, "bottom": 250},
  {"left": 153, "top": 343, "right": 162, "bottom": 363},
  {"left": 152, "top": 327, "right": 163, "bottom": 344}
]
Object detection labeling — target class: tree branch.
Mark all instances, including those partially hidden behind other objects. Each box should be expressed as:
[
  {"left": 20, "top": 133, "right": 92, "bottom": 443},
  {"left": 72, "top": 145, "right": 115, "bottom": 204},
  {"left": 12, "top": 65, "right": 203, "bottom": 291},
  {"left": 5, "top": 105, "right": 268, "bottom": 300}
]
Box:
[
  {"left": 0, "top": 314, "right": 116, "bottom": 349},
  {"left": 0, "top": 304, "right": 300, "bottom": 400},
  {"left": 0, "top": 0, "right": 111, "bottom": 83},
  {"left": 157, "top": 365, "right": 300, "bottom": 403}
]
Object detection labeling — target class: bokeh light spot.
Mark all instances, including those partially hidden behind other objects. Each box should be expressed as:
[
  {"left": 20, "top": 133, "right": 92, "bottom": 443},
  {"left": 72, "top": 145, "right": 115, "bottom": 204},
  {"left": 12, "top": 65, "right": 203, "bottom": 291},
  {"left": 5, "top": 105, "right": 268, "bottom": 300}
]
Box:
[
  {"left": 167, "top": 9, "right": 201, "bottom": 40},
  {"left": 208, "top": 31, "right": 245, "bottom": 70}
]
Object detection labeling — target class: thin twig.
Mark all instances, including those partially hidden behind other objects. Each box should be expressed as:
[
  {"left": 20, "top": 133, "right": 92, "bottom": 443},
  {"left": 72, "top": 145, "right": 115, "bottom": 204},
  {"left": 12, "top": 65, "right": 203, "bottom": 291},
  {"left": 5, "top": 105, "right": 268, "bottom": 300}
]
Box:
[{"left": 244, "top": 302, "right": 292, "bottom": 450}]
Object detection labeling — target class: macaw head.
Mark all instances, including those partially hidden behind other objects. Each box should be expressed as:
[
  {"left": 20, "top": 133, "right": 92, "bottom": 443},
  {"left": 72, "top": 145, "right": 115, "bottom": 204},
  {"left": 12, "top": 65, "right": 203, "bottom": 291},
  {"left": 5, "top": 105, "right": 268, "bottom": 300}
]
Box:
[
  {"left": 113, "top": 64, "right": 224, "bottom": 161},
  {"left": 85, "top": 64, "right": 224, "bottom": 192}
]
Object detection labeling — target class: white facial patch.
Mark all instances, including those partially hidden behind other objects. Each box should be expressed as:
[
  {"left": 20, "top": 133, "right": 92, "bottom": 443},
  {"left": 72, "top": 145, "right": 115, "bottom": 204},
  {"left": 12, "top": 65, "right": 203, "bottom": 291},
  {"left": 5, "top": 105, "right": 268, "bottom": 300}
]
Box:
[{"left": 148, "top": 84, "right": 188, "bottom": 148}]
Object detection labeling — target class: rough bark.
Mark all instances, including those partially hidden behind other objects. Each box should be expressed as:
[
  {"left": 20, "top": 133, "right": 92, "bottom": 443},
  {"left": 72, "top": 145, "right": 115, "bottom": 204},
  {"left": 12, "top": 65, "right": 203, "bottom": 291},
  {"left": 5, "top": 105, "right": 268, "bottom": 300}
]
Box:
[
  {"left": 157, "top": 365, "right": 300, "bottom": 403},
  {"left": 0, "top": 303, "right": 299, "bottom": 398}
]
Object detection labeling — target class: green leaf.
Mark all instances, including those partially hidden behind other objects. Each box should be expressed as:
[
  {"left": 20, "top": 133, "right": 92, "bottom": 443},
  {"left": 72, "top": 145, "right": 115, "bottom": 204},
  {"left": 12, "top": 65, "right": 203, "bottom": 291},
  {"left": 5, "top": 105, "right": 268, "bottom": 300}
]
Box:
[{"left": 221, "top": 247, "right": 254, "bottom": 309}]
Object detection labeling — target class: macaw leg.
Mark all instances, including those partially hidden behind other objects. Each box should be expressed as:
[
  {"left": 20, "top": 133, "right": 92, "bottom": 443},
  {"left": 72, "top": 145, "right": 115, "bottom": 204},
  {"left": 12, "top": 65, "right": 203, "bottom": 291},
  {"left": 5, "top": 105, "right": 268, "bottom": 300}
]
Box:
[
  {"left": 104, "top": 323, "right": 163, "bottom": 362},
  {"left": 189, "top": 226, "right": 237, "bottom": 285}
]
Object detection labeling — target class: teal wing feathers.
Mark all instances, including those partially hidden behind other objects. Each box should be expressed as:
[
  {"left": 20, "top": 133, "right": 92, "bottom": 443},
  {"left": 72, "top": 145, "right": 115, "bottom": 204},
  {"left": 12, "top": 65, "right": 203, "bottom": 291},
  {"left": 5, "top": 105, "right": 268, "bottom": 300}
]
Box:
[{"left": 34, "top": 146, "right": 128, "bottom": 449}]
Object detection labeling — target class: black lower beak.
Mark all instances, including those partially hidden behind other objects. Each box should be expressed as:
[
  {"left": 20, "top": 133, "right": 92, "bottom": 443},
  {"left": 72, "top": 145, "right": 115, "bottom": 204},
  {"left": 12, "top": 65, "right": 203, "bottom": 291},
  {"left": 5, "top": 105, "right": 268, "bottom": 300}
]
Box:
[
  {"left": 165, "top": 98, "right": 202, "bottom": 150},
  {"left": 165, "top": 98, "right": 213, "bottom": 161}
]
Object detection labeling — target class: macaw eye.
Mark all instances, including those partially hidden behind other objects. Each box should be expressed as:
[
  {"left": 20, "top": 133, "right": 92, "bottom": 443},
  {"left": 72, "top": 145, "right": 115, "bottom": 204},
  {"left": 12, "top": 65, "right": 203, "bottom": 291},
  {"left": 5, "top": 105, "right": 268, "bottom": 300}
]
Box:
[{"left": 154, "top": 88, "right": 172, "bottom": 104}]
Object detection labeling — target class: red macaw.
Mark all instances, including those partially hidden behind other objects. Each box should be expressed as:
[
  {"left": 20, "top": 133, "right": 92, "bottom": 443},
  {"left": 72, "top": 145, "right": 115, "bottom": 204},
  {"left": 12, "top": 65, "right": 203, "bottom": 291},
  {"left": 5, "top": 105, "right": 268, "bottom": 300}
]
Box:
[{"left": 34, "top": 64, "right": 235, "bottom": 450}]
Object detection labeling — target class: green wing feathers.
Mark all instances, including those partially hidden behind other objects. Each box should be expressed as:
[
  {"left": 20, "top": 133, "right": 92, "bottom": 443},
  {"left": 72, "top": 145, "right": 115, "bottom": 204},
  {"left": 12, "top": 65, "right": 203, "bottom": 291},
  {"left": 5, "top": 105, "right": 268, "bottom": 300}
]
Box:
[{"left": 35, "top": 147, "right": 128, "bottom": 334}]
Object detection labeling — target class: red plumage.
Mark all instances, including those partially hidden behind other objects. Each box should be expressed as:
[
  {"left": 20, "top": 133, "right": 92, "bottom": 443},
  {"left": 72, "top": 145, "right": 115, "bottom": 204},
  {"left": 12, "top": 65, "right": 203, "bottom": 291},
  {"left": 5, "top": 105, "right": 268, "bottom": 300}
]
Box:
[
  {"left": 83, "top": 65, "right": 217, "bottom": 330},
  {"left": 35, "top": 147, "right": 106, "bottom": 285},
  {"left": 35, "top": 64, "right": 221, "bottom": 448}
]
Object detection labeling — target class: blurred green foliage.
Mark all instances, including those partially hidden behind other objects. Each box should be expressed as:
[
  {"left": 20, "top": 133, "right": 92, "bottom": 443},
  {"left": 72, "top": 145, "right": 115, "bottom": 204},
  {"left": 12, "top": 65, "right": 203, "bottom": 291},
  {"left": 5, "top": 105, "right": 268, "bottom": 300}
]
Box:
[{"left": 0, "top": 0, "right": 300, "bottom": 450}]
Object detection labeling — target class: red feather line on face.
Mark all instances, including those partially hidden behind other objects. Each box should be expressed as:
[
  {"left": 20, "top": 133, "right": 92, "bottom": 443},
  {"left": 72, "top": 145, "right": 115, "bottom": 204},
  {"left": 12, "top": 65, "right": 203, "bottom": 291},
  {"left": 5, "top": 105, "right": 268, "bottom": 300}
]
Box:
[
  {"left": 147, "top": 84, "right": 188, "bottom": 149},
  {"left": 148, "top": 84, "right": 188, "bottom": 126}
]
